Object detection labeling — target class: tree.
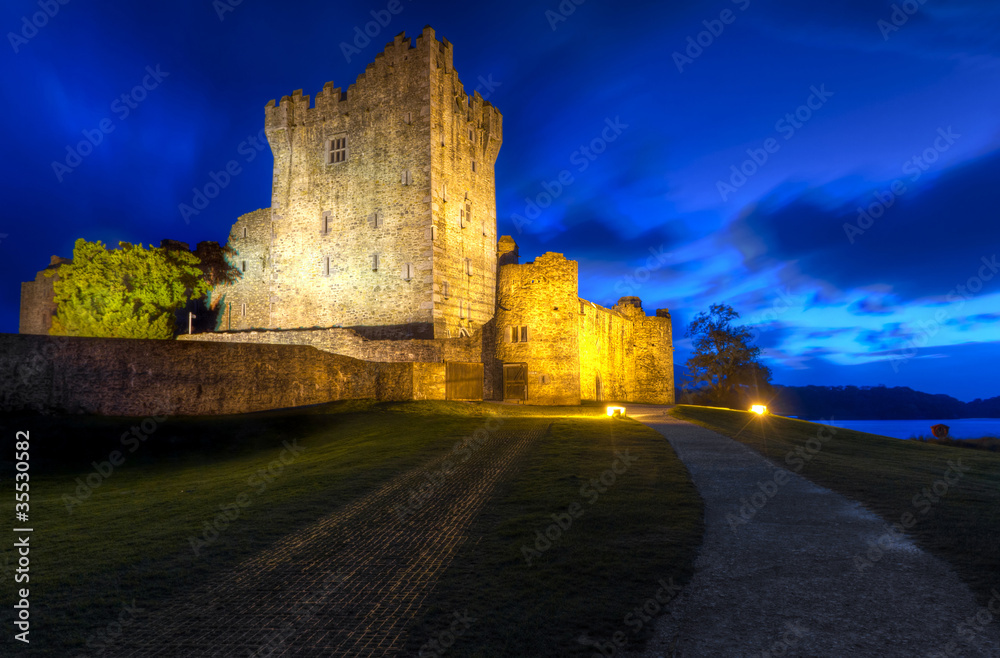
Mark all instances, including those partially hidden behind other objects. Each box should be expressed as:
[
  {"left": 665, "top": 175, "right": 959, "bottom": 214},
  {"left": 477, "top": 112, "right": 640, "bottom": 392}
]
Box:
[
  {"left": 46, "top": 239, "right": 210, "bottom": 339},
  {"left": 684, "top": 303, "right": 772, "bottom": 408}
]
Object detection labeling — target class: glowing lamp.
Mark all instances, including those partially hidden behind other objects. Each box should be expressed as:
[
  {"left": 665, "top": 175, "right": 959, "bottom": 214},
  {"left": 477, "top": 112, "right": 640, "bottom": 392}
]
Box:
[
  {"left": 751, "top": 404, "right": 767, "bottom": 415},
  {"left": 606, "top": 406, "right": 626, "bottom": 417}
]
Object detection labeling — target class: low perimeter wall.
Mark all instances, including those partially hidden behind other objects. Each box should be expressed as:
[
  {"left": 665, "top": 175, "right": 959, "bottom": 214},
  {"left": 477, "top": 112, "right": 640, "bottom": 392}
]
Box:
[
  {"left": 177, "top": 327, "right": 482, "bottom": 364},
  {"left": 0, "top": 334, "right": 422, "bottom": 416}
]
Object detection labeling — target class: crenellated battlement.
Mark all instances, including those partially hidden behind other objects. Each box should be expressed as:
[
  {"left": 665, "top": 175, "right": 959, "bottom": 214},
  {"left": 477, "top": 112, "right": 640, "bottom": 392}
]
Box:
[{"left": 264, "top": 26, "right": 501, "bottom": 136}]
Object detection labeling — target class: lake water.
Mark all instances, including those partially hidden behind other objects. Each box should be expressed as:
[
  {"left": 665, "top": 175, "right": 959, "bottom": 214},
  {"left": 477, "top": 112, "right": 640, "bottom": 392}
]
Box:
[{"left": 810, "top": 418, "right": 1000, "bottom": 440}]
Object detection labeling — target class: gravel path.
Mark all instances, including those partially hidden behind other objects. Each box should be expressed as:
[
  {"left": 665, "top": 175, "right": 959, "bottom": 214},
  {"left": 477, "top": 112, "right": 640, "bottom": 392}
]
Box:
[
  {"left": 106, "top": 419, "right": 548, "bottom": 657},
  {"left": 628, "top": 406, "right": 1000, "bottom": 658}
]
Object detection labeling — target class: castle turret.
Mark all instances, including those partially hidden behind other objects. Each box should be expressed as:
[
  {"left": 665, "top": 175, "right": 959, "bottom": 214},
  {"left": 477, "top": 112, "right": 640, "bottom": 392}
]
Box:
[{"left": 240, "top": 27, "right": 502, "bottom": 339}]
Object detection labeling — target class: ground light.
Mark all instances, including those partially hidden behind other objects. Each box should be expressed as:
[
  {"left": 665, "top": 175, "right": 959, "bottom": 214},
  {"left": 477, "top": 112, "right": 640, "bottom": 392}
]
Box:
[
  {"left": 751, "top": 404, "right": 767, "bottom": 415},
  {"left": 606, "top": 406, "right": 626, "bottom": 417}
]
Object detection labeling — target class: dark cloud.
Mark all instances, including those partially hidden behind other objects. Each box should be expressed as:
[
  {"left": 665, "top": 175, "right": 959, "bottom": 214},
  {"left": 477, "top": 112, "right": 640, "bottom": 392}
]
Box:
[{"left": 728, "top": 150, "right": 1000, "bottom": 302}]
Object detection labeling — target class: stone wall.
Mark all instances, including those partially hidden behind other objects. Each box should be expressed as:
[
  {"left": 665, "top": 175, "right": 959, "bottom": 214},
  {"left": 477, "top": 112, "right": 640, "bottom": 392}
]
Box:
[
  {"left": 213, "top": 208, "right": 272, "bottom": 330},
  {"left": 18, "top": 256, "right": 69, "bottom": 335},
  {"left": 178, "top": 326, "right": 481, "bottom": 364},
  {"left": 493, "top": 245, "right": 674, "bottom": 405},
  {"left": 494, "top": 252, "right": 582, "bottom": 405},
  {"left": 0, "top": 334, "right": 420, "bottom": 416},
  {"left": 252, "top": 27, "right": 502, "bottom": 339}
]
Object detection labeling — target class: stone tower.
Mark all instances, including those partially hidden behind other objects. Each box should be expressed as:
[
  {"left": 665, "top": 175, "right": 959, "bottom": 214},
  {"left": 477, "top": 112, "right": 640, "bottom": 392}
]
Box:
[{"left": 232, "top": 26, "right": 502, "bottom": 339}]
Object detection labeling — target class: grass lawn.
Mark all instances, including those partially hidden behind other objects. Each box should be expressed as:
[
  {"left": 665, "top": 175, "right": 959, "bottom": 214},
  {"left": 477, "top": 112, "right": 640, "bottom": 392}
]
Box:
[
  {"left": 670, "top": 404, "right": 1000, "bottom": 606},
  {"left": 0, "top": 401, "right": 701, "bottom": 656},
  {"left": 404, "top": 408, "right": 703, "bottom": 657}
]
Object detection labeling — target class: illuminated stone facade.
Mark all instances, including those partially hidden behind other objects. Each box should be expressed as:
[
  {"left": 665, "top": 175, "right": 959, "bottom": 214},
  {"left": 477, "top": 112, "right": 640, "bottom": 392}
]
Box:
[
  {"left": 217, "top": 27, "right": 501, "bottom": 339},
  {"left": 19, "top": 28, "right": 674, "bottom": 406}
]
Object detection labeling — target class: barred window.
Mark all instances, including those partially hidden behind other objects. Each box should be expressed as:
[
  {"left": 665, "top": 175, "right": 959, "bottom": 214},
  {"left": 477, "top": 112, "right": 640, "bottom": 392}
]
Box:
[{"left": 328, "top": 136, "right": 347, "bottom": 164}]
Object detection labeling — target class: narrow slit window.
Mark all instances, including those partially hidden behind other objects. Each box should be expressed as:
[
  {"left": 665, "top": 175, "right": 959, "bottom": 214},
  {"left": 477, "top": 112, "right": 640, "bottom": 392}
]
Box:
[
  {"left": 403, "top": 111, "right": 412, "bottom": 125},
  {"left": 459, "top": 299, "right": 466, "bottom": 319},
  {"left": 442, "top": 280, "right": 450, "bottom": 298},
  {"left": 329, "top": 136, "right": 347, "bottom": 164},
  {"left": 323, "top": 213, "right": 331, "bottom": 234},
  {"left": 520, "top": 326, "right": 529, "bottom": 342},
  {"left": 325, "top": 257, "right": 330, "bottom": 276},
  {"left": 402, "top": 262, "right": 413, "bottom": 281},
  {"left": 242, "top": 226, "right": 247, "bottom": 238},
  {"left": 430, "top": 225, "right": 437, "bottom": 241},
  {"left": 241, "top": 260, "right": 247, "bottom": 273},
  {"left": 371, "top": 254, "right": 380, "bottom": 271},
  {"left": 472, "top": 160, "right": 477, "bottom": 173},
  {"left": 465, "top": 258, "right": 473, "bottom": 276},
  {"left": 241, "top": 303, "right": 247, "bottom": 317},
  {"left": 402, "top": 169, "right": 412, "bottom": 185},
  {"left": 370, "top": 211, "right": 383, "bottom": 229}
]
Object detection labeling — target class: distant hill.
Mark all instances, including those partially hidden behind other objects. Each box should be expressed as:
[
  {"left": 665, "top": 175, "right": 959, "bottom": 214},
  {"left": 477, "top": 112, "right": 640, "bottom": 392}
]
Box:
[{"left": 768, "top": 385, "right": 1000, "bottom": 420}]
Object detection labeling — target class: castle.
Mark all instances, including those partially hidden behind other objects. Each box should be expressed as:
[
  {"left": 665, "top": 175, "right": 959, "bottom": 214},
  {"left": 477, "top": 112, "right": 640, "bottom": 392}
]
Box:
[{"left": 20, "top": 27, "right": 674, "bottom": 407}]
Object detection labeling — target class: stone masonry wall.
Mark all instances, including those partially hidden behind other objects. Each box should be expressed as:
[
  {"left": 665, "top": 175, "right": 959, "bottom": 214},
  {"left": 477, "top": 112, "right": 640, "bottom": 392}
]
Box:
[
  {"left": 213, "top": 208, "right": 272, "bottom": 330},
  {"left": 428, "top": 29, "right": 502, "bottom": 338},
  {"left": 179, "top": 326, "right": 481, "bottom": 364},
  {"left": 0, "top": 334, "right": 416, "bottom": 416},
  {"left": 494, "top": 253, "right": 581, "bottom": 405},
  {"left": 19, "top": 256, "right": 70, "bottom": 335},
  {"left": 578, "top": 299, "right": 636, "bottom": 402},
  {"left": 260, "top": 27, "right": 502, "bottom": 338}
]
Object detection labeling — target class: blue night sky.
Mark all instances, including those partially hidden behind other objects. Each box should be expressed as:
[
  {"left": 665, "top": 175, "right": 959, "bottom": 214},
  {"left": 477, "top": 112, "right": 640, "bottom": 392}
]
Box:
[{"left": 1, "top": 0, "right": 998, "bottom": 401}]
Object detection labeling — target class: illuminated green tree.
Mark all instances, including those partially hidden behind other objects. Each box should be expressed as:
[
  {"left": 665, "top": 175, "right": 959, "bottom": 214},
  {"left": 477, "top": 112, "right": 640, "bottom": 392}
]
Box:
[
  {"left": 685, "top": 303, "right": 772, "bottom": 407},
  {"left": 46, "top": 239, "right": 210, "bottom": 339}
]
